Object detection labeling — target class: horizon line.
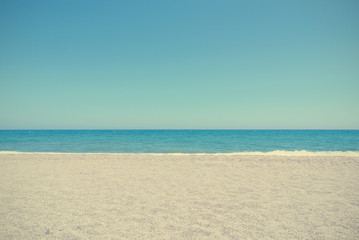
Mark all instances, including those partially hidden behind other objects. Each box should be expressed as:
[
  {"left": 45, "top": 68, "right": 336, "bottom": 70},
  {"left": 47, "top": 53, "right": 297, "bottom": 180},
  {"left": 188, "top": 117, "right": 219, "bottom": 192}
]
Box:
[{"left": 0, "top": 129, "right": 358, "bottom": 131}]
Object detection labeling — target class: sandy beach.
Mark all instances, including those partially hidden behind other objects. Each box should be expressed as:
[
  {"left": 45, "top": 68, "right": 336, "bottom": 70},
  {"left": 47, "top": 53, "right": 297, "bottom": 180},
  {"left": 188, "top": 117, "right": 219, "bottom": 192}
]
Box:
[{"left": 1, "top": 152, "right": 359, "bottom": 239}]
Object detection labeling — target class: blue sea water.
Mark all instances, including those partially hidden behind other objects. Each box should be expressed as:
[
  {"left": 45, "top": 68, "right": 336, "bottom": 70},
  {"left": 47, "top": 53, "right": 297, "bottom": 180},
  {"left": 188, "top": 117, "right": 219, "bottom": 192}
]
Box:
[{"left": 0, "top": 130, "right": 358, "bottom": 153}]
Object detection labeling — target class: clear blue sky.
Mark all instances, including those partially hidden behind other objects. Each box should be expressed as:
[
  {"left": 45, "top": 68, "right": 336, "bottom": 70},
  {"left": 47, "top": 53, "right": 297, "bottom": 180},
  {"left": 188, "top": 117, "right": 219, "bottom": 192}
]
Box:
[{"left": 1, "top": 0, "right": 358, "bottom": 129}]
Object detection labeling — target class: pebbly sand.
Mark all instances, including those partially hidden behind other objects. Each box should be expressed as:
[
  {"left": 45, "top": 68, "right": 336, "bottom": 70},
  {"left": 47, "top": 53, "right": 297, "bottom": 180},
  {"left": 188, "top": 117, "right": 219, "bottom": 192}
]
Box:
[{"left": 1, "top": 152, "right": 359, "bottom": 239}]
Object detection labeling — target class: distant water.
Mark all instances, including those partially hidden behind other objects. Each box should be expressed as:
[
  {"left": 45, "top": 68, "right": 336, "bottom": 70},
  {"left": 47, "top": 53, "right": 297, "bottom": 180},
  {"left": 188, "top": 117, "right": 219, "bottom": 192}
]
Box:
[{"left": 0, "top": 130, "right": 358, "bottom": 153}]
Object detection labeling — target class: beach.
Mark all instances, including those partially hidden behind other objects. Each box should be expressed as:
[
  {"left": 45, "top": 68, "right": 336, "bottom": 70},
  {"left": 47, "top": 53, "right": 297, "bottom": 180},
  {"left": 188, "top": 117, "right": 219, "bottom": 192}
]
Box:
[{"left": 1, "top": 152, "right": 359, "bottom": 239}]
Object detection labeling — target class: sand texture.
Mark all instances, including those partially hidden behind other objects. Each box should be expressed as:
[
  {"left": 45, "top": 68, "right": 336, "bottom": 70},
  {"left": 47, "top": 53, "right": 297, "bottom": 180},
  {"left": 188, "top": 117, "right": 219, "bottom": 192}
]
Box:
[{"left": 1, "top": 153, "right": 359, "bottom": 239}]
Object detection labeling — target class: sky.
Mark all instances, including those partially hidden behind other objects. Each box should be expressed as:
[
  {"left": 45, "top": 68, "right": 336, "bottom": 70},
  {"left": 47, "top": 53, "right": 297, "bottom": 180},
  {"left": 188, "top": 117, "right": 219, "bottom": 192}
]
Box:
[{"left": 0, "top": 0, "right": 358, "bottom": 129}]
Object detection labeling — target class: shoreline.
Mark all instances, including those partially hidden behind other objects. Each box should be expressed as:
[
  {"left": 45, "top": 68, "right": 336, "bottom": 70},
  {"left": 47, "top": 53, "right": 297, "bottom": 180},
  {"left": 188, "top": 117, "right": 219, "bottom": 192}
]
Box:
[{"left": 1, "top": 150, "right": 359, "bottom": 156}]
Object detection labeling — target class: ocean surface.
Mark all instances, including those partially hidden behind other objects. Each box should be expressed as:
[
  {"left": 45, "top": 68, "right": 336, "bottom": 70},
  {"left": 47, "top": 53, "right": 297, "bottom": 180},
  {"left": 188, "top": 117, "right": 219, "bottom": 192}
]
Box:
[{"left": 0, "top": 130, "right": 358, "bottom": 153}]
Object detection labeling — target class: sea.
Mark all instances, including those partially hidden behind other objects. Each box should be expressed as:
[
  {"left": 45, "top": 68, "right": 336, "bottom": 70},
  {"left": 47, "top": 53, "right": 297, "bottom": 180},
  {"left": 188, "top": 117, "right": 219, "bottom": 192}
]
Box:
[{"left": 0, "top": 130, "right": 358, "bottom": 153}]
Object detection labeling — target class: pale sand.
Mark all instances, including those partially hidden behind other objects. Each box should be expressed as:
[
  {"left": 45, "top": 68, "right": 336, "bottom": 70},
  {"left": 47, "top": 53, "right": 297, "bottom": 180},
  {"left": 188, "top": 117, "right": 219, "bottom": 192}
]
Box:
[{"left": 1, "top": 153, "right": 359, "bottom": 239}]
